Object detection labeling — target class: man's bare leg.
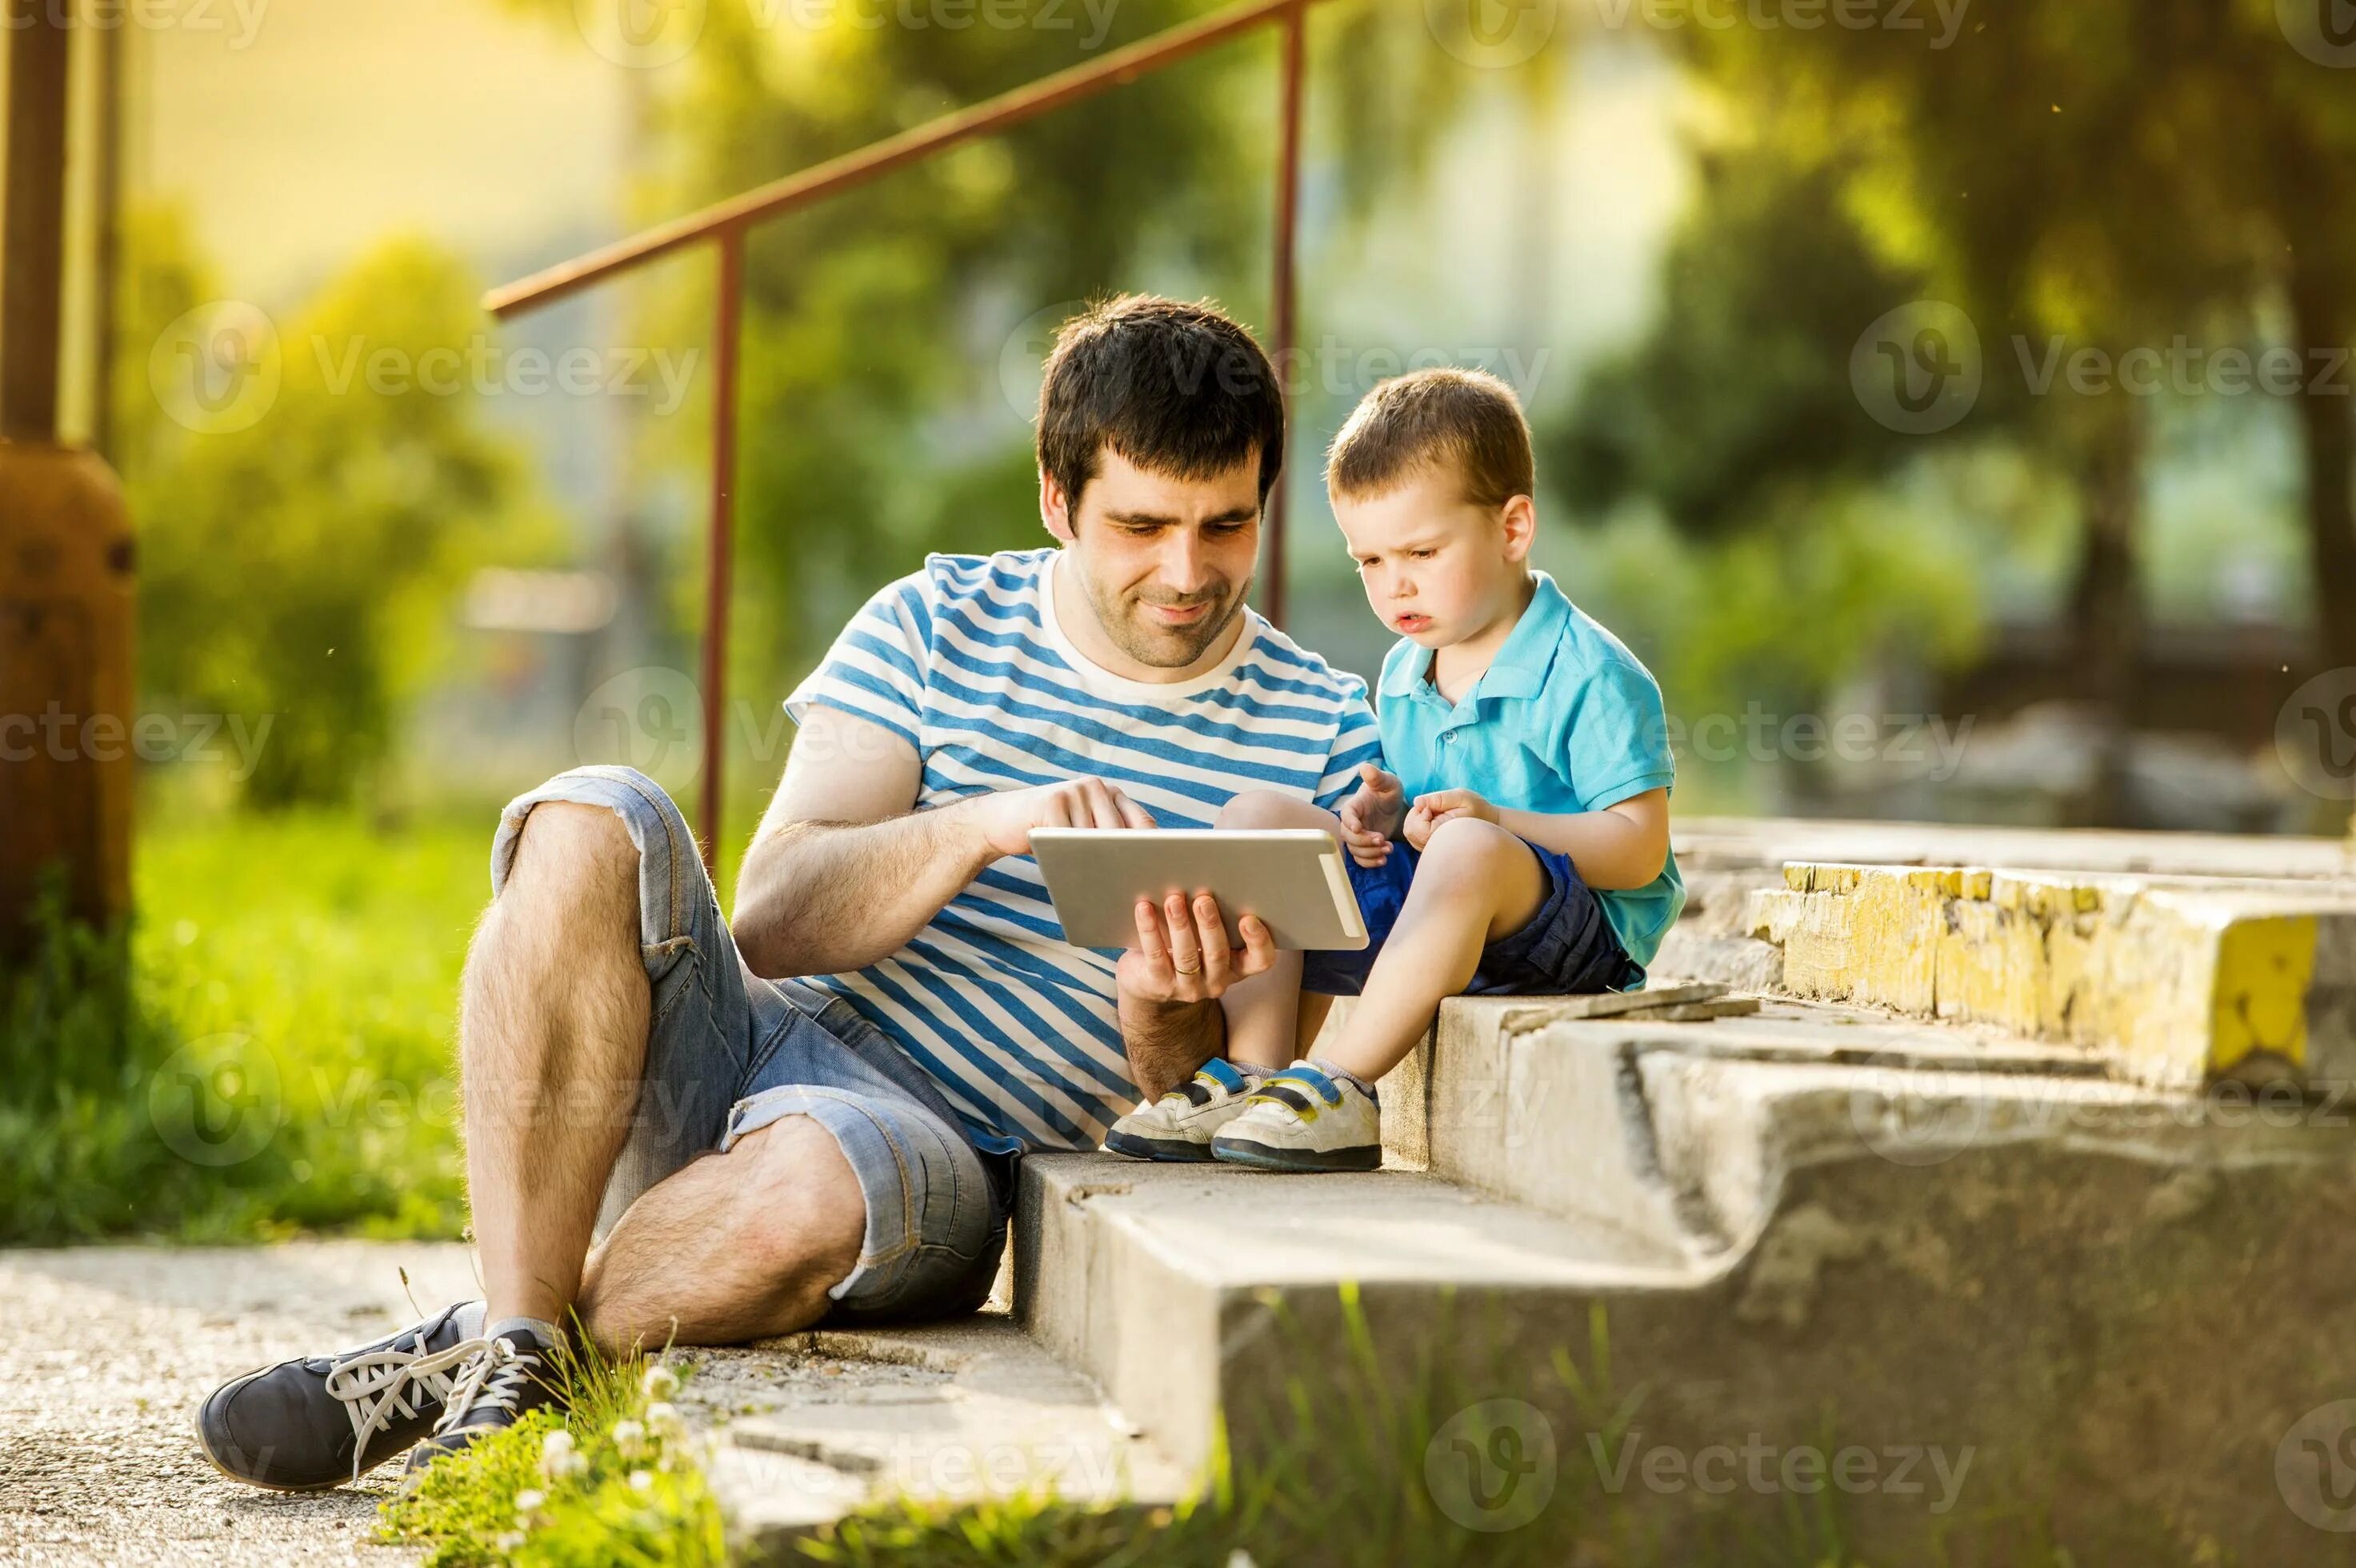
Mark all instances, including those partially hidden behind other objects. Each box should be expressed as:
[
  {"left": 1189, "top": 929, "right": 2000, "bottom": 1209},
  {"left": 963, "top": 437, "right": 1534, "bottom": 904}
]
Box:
[
  {"left": 577, "top": 1116, "right": 865, "bottom": 1354},
  {"left": 463, "top": 801, "right": 866, "bottom": 1351},
  {"left": 460, "top": 802, "right": 650, "bottom": 1328}
]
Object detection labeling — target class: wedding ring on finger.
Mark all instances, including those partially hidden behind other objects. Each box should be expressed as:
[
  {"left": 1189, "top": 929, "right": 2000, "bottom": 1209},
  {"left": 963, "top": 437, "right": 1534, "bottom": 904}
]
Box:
[{"left": 1173, "top": 958, "right": 1202, "bottom": 975}]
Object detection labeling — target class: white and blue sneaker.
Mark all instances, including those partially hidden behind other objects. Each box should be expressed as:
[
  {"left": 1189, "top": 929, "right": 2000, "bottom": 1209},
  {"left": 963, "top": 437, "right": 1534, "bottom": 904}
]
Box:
[
  {"left": 1210, "top": 1061, "right": 1382, "bottom": 1173},
  {"left": 1103, "top": 1058, "right": 1265, "bottom": 1162}
]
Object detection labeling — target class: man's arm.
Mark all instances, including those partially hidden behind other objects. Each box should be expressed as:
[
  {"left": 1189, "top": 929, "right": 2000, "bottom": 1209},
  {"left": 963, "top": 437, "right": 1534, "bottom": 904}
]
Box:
[
  {"left": 1407, "top": 786, "right": 1670, "bottom": 891},
  {"left": 734, "top": 705, "right": 1150, "bottom": 979}
]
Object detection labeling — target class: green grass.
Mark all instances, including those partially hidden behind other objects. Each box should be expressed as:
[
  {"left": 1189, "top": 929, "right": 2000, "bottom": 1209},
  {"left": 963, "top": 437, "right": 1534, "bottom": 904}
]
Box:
[
  {"left": 379, "top": 1337, "right": 726, "bottom": 1567},
  {"left": 2, "top": 805, "right": 484, "bottom": 1242}
]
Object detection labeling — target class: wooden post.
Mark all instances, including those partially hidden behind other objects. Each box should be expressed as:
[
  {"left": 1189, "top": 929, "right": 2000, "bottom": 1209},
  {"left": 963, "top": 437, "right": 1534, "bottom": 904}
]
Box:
[
  {"left": 3, "top": 0, "right": 70, "bottom": 440},
  {"left": 2, "top": 2, "right": 138, "bottom": 958},
  {"left": 1265, "top": 0, "right": 1306, "bottom": 630}
]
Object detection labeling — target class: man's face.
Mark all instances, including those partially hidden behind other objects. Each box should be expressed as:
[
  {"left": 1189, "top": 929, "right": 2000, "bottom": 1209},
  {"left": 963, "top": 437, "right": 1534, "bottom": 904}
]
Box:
[{"left": 1046, "top": 446, "right": 1262, "bottom": 670}]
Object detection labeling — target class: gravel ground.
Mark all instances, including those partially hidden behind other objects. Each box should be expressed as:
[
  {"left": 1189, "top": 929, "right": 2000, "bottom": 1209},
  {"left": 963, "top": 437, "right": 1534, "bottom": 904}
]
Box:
[{"left": 0, "top": 1241, "right": 482, "bottom": 1566}]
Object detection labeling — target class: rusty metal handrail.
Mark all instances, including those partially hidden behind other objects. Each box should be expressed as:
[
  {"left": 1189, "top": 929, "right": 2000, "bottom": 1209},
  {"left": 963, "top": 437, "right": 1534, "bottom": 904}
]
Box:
[{"left": 486, "top": 0, "right": 1318, "bottom": 866}]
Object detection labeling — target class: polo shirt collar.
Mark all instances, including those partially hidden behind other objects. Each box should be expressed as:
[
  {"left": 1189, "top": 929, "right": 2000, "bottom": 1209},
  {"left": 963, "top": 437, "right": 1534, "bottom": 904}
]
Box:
[{"left": 1380, "top": 573, "right": 1570, "bottom": 702}]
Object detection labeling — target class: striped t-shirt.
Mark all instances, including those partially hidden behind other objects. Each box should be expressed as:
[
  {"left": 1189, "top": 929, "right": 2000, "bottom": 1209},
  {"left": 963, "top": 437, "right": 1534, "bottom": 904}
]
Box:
[{"left": 784, "top": 547, "right": 1382, "bottom": 1154}]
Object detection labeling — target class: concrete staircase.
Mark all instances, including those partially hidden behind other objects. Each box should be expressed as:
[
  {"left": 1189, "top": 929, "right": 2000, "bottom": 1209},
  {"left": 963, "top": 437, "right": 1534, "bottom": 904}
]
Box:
[{"left": 708, "top": 820, "right": 2356, "bottom": 1564}]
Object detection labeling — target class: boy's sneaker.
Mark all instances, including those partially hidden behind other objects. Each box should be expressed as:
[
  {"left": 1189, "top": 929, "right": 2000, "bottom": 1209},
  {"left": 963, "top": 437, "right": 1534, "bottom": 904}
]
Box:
[
  {"left": 402, "top": 1326, "right": 566, "bottom": 1486},
  {"left": 1210, "top": 1062, "right": 1382, "bottom": 1173},
  {"left": 194, "top": 1300, "right": 485, "bottom": 1490},
  {"left": 1102, "top": 1058, "right": 1263, "bottom": 1162}
]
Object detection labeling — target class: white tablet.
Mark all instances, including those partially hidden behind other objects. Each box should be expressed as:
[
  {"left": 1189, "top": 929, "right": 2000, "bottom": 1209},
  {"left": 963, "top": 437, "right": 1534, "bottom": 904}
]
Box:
[{"left": 1030, "top": 828, "right": 1370, "bottom": 953}]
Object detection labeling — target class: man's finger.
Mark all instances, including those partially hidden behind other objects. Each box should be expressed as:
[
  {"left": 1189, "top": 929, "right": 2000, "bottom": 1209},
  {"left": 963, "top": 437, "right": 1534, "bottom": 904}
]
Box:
[
  {"left": 1078, "top": 778, "right": 1121, "bottom": 830},
  {"left": 1164, "top": 891, "right": 1202, "bottom": 976},
  {"left": 1114, "top": 790, "right": 1155, "bottom": 830},
  {"left": 1132, "top": 898, "right": 1170, "bottom": 968},
  {"left": 1191, "top": 894, "right": 1234, "bottom": 994},
  {"left": 1234, "top": 913, "right": 1278, "bottom": 978}
]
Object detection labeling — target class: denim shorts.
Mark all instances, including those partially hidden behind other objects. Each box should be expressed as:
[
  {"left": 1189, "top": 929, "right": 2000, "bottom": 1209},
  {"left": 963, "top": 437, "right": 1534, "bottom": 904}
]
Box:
[
  {"left": 489, "top": 766, "right": 1012, "bottom": 1324},
  {"left": 1298, "top": 834, "right": 1642, "bottom": 998}
]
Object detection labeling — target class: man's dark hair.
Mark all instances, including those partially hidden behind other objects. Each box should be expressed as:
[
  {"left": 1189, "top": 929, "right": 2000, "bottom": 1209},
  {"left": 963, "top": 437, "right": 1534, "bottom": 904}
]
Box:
[
  {"left": 1036, "top": 294, "right": 1286, "bottom": 514},
  {"left": 1326, "top": 366, "right": 1534, "bottom": 510}
]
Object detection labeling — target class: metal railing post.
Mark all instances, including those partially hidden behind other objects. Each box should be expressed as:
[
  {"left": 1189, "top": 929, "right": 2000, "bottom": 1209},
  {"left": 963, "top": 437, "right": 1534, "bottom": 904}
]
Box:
[
  {"left": 1265, "top": 0, "right": 1307, "bottom": 630},
  {"left": 700, "top": 230, "right": 745, "bottom": 870}
]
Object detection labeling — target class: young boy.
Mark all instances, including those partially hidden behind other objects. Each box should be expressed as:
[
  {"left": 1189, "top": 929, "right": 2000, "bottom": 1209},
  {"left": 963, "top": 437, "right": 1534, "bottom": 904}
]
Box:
[{"left": 1105, "top": 367, "right": 1686, "bottom": 1171}]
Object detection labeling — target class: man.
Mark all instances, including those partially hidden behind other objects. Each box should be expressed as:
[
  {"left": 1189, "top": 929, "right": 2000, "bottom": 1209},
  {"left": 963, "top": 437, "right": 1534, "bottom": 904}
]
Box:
[{"left": 193, "top": 294, "right": 1383, "bottom": 1490}]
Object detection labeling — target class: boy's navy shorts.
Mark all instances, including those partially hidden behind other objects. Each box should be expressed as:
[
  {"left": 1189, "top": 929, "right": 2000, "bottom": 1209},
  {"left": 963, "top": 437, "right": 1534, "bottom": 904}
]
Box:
[{"left": 1298, "top": 836, "right": 1643, "bottom": 998}]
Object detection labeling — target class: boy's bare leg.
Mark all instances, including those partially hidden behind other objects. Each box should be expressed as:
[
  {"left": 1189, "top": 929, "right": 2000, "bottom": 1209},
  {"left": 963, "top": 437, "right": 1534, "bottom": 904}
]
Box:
[
  {"left": 1314, "top": 817, "right": 1547, "bottom": 1085},
  {"left": 1210, "top": 791, "right": 1342, "bottom": 1070}
]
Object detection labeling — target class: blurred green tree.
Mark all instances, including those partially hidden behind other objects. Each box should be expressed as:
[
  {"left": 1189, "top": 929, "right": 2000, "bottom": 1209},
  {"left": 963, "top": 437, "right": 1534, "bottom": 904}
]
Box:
[
  {"left": 1554, "top": 2, "right": 2355, "bottom": 816},
  {"left": 118, "top": 207, "right": 559, "bottom": 806}
]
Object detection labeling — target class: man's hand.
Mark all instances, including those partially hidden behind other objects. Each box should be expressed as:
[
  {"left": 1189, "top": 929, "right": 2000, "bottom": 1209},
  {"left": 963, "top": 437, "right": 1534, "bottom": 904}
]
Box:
[
  {"left": 1336, "top": 762, "right": 1406, "bottom": 867},
  {"left": 1403, "top": 787, "right": 1499, "bottom": 852},
  {"left": 1115, "top": 891, "right": 1278, "bottom": 1006},
  {"left": 963, "top": 777, "right": 1154, "bottom": 858}
]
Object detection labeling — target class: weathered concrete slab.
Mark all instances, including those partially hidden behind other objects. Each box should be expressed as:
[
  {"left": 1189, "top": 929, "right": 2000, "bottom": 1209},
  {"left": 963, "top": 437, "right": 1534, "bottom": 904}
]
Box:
[
  {"left": 1746, "top": 862, "right": 2356, "bottom": 1086},
  {"left": 694, "top": 1314, "right": 1188, "bottom": 1558}
]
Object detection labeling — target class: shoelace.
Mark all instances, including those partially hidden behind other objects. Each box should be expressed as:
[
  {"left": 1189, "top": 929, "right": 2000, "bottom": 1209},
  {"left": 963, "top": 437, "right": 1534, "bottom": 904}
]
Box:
[
  {"left": 430, "top": 1336, "right": 546, "bottom": 1441},
  {"left": 322, "top": 1332, "right": 488, "bottom": 1483}
]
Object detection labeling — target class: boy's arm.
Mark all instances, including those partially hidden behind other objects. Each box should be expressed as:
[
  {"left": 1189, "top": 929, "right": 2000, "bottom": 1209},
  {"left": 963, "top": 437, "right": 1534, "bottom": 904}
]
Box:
[{"left": 1408, "top": 786, "right": 1670, "bottom": 891}]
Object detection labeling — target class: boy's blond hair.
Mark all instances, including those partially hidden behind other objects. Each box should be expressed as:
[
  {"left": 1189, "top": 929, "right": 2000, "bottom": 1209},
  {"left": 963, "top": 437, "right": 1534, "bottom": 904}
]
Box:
[{"left": 1325, "top": 367, "right": 1534, "bottom": 510}]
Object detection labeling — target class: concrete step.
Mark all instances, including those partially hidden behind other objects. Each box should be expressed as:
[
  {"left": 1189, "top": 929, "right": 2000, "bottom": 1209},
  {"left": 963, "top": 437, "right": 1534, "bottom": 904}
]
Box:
[
  {"left": 1013, "top": 1154, "right": 1695, "bottom": 1476},
  {"left": 1014, "top": 999, "right": 2356, "bottom": 1561},
  {"left": 1742, "top": 862, "right": 2356, "bottom": 1086}
]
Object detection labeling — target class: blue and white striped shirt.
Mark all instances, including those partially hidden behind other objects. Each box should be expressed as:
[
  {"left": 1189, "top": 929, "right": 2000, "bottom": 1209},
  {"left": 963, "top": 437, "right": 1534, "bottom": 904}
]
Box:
[{"left": 785, "top": 548, "right": 1383, "bottom": 1154}]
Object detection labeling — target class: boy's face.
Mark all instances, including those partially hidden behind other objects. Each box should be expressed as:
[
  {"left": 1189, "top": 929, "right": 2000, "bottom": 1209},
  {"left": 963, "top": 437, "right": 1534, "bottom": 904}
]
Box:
[{"left": 1334, "top": 466, "right": 1531, "bottom": 650}]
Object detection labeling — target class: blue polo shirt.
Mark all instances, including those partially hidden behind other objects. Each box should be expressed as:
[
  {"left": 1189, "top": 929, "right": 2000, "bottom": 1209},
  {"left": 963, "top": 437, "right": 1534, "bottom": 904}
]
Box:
[{"left": 1376, "top": 572, "right": 1685, "bottom": 969}]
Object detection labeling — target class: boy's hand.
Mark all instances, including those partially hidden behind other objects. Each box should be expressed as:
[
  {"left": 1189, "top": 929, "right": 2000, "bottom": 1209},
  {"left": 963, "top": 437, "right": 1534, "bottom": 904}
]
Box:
[
  {"left": 1336, "top": 763, "right": 1405, "bottom": 867},
  {"left": 1403, "top": 788, "right": 1499, "bottom": 852}
]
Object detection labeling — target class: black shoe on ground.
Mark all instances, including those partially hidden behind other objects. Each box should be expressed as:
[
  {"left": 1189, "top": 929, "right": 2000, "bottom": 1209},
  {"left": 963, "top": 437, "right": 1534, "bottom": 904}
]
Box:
[
  {"left": 194, "top": 1300, "right": 484, "bottom": 1490},
  {"left": 401, "top": 1327, "right": 567, "bottom": 1486}
]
